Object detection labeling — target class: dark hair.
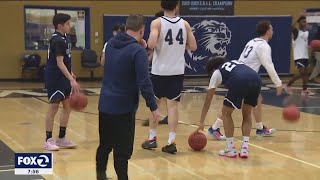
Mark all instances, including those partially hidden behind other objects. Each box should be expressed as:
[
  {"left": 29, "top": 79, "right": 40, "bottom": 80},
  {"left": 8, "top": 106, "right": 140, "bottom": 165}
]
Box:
[
  {"left": 113, "top": 24, "right": 125, "bottom": 32},
  {"left": 53, "top": 13, "right": 71, "bottom": 29},
  {"left": 206, "top": 57, "right": 226, "bottom": 75},
  {"left": 297, "top": 16, "right": 306, "bottom": 23},
  {"left": 161, "top": 0, "right": 179, "bottom": 11},
  {"left": 256, "top": 20, "right": 271, "bottom": 36},
  {"left": 126, "top": 14, "right": 146, "bottom": 32},
  {"left": 155, "top": 10, "right": 164, "bottom": 17}
]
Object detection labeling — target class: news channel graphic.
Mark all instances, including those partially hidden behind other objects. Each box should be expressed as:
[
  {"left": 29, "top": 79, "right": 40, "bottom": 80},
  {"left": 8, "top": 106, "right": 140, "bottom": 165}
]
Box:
[{"left": 14, "top": 153, "right": 53, "bottom": 175}]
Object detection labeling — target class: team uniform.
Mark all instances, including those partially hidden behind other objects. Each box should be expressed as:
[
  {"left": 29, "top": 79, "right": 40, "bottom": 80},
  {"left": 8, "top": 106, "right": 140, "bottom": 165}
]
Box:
[
  {"left": 238, "top": 38, "right": 282, "bottom": 87},
  {"left": 292, "top": 28, "right": 309, "bottom": 68},
  {"left": 209, "top": 60, "right": 261, "bottom": 109},
  {"left": 45, "top": 31, "right": 72, "bottom": 102},
  {"left": 151, "top": 16, "right": 187, "bottom": 101}
]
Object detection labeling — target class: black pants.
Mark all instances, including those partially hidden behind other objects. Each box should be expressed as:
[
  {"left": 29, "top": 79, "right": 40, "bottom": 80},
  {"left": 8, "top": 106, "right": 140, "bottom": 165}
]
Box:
[{"left": 96, "top": 112, "right": 136, "bottom": 180}]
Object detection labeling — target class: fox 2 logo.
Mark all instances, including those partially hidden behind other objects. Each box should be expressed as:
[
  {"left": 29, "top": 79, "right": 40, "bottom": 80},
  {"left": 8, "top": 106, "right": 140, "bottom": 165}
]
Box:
[{"left": 15, "top": 153, "right": 52, "bottom": 168}]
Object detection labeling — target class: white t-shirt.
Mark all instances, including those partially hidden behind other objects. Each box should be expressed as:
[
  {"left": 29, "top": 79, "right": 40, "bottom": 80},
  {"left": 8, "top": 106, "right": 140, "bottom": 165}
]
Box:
[
  {"left": 238, "top": 38, "right": 282, "bottom": 87},
  {"left": 102, "top": 42, "right": 108, "bottom": 53},
  {"left": 208, "top": 70, "right": 222, "bottom": 89},
  {"left": 293, "top": 30, "right": 309, "bottom": 60}
]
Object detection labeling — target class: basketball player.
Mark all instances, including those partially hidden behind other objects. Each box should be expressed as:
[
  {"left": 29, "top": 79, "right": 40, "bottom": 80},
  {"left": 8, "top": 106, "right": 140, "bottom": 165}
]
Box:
[
  {"left": 100, "top": 24, "right": 125, "bottom": 66},
  {"left": 284, "top": 16, "right": 315, "bottom": 96},
  {"left": 96, "top": 14, "right": 160, "bottom": 180},
  {"left": 44, "top": 13, "right": 80, "bottom": 151},
  {"left": 197, "top": 57, "right": 262, "bottom": 158},
  {"left": 209, "top": 21, "right": 283, "bottom": 140},
  {"left": 142, "top": 10, "right": 169, "bottom": 127},
  {"left": 141, "top": 0, "right": 197, "bottom": 154}
]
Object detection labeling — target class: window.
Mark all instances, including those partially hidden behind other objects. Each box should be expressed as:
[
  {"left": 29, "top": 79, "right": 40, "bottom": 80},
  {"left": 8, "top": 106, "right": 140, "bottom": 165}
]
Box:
[{"left": 24, "top": 6, "right": 90, "bottom": 50}]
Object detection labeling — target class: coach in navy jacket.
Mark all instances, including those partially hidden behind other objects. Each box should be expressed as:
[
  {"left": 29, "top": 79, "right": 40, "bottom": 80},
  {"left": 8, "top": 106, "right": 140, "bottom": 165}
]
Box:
[{"left": 96, "top": 14, "right": 160, "bottom": 180}]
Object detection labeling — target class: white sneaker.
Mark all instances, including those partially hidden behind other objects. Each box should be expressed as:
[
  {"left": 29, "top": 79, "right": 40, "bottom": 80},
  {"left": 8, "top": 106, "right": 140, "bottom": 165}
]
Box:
[
  {"left": 56, "top": 137, "right": 77, "bottom": 148},
  {"left": 239, "top": 147, "right": 249, "bottom": 158},
  {"left": 301, "top": 90, "right": 315, "bottom": 96},
  {"left": 218, "top": 146, "right": 237, "bottom": 158},
  {"left": 44, "top": 138, "right": 60, "bottom": 151}
]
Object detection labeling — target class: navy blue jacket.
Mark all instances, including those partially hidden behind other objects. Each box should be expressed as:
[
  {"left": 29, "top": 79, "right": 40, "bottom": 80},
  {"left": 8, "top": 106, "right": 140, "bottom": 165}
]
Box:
[{"left": 98, "top": 33, "right": 157, "bottom": 114}]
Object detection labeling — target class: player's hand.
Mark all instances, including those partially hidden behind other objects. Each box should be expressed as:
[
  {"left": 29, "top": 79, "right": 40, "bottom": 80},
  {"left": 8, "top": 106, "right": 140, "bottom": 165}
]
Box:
[
  {"left": 276, "top": 86, "right": 283, "bottom": 96},
  {"left": 140, "top": 39, "right": 148, "bottom": 48},
  {"left": 197, "top": 122, "right": 205, "bottom": 131},
  {"left": 151, "top": 109, "right": 161, "bottom": 123},
  {"left": 70, "top": 79, "right": 80, "bottom": 93}
]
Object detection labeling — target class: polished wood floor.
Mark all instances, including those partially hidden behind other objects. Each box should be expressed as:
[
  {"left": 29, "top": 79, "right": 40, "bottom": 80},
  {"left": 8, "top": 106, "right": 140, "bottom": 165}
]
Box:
[{"left": 0, "top": 82, "right": 320, "bottom": 180}]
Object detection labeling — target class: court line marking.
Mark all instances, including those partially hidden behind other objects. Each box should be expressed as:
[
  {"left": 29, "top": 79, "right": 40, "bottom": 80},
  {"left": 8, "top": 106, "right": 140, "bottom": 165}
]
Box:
[
  {"left": 0, "top": 129, "right": 25, "bottom": 150},
  {"left": 158, "top": 157, "right": 208, "bottom": 180},
  {"left": 128, "top": 161, "right": 159, "bottom": 180},
  {"left": 0, "top": 168, "right": 14, "bottom": 172},
  {"left": 0, "top": 165, "right": 14, "bottom": 168},
  {"left": 179, "top": 121, "right": 320, "bottom": 169}
]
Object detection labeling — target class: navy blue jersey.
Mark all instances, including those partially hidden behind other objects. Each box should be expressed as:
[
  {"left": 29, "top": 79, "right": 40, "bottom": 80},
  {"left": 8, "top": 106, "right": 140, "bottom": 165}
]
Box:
[
  {"left": 209, "top": 60, "right": 261, "bottom": 90},
  {"left": 46, "top": 31, "right": 72, "bottom": 72}
]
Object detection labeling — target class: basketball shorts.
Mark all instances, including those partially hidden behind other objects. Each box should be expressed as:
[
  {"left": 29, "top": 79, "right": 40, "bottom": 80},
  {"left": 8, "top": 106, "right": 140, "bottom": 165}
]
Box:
[
  {"left": 224, "top": 78, "right": 261, "bottom": 109},
  {"left": 151, "top": 74, "right": 184, "bottom": 102},
  {"left": 294, "top": 59, "right": 309, "bottom": 69},
  {"left": 45, "top": 70, "right": 71, "bottom": 103}
]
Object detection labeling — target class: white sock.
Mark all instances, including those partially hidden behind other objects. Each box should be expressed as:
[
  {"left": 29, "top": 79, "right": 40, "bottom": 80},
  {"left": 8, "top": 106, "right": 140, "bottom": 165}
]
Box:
[
  {"left": 168, "top": 132, "right": 176, "bottom": 144},
  {"left": 242, "top": 136, "right": 249, "bottom": 149},
  {"left": 149, "top": 129, "right": 156, "bottom": 140},
  {"left": 256, "top": 122, "right": 263, "bottom": 130},
  {"left": 226, "top": 137, "right": 234, "bottom": 149},
  {"left": 212, "top": 118, "right": 223, "bottom": 130}
]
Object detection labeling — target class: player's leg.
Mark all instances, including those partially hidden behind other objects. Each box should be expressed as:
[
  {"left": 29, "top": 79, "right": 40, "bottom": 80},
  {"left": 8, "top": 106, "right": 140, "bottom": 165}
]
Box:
[
  {"left": 55, "top": 88, "right": 76, "bottom": 148},
  {"left": 161, "top": 75, "right": 183, "bottom": 154},
  {"left": 208, "top": 116, "right": 225, "bottom": 140},
  {"left": 44, "top": 101, "right": 60, "bottom": 151},
  {"left": 300, "top": 59, "right": 315, "bottom": 96},
  {"left": 44, "top": 71, "right": 61, "bottom": 151},
  {"left": 218, "top": 88, "right": 242, "bottom": 158},
  {"left": 96, "top": 112, "right": 113, "bottom": 180},
  {"left": 254, "top": 94, "right": 276, "bottom": 137},
  {"left": 113, "top": 112, "right": 135, "bottom": 180}
]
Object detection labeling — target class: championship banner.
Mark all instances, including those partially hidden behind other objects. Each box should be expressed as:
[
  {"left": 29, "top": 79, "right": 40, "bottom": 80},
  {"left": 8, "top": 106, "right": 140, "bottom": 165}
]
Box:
[
  {"left": 103, "top": 15, "right": 292, "bottom": 76},
  {"left": 305, "top": 8, "right": 320, "bottom": 41},
  {"left": 179, "top": 0, "right": 234, "bottom": 15}
]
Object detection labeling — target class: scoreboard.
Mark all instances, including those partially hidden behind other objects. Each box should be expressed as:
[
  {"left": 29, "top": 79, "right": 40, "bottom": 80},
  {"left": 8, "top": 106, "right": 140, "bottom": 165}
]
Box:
[{"left": 179, "top": 0, "right": 234, "bottom": 15}]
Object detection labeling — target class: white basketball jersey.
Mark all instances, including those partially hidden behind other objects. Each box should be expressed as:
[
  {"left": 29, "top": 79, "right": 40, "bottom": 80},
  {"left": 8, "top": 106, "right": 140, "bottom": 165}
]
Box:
[
  {"left": 151, "top": 16, "right": 187, "bottom": 76},
  {"left": 293, "top": 30, "right": 309, "bottom": 60},
  {"left": 238, "top": 38, "right": 269, "bottom": 72}
]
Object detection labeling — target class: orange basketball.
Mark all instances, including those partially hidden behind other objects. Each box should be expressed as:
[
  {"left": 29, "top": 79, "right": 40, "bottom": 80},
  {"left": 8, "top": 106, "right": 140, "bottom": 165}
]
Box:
[
  {"left": 310, "top": 40, "right": 320, "bottom": 51},
  {"left": 188, "top": 131, "right": 207, "bottom": 151},
  {"left": 282, "top": 105, "right": 300, "bottom": 123},
  {"left": 69, "top": 92, "right": 88, "bottom": 111}
]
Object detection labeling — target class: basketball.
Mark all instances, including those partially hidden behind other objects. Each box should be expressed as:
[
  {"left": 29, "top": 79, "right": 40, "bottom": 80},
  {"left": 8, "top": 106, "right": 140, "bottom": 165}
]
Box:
[
  {"left": 69, "top": 92, "right": 88, "bottom": 111},
  {"left": 282, "top": 105, "right": 300, "bottom": 122},
  {"left": 188, "top": 131, "right": 207, "bottom": 151},
  {"left": 310, "top": 40, "right": 320, "bottom": 51}
]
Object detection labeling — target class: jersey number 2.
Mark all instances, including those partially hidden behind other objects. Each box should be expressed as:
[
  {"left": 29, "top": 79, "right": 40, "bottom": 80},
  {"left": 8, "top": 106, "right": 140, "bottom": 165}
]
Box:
[
  {"left": 243, "top": 45, "right": 253, "bottom": 58},
  {"left": 165, "top": 29, "right": 183, "bottom": 45},
  {"left": 222, "top": 60, "right": 243, "bottom": 72}
]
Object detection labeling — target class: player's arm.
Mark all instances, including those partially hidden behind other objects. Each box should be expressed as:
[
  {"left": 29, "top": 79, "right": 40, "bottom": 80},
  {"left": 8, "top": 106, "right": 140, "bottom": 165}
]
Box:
[
  {"left": 256, "top": 44, "right": 282, "bottom": 88},
  {"left": 184, "top": 21, "right": 197, "bottom": 51},
  {"left": 147, "top": 19, "right": 161, "bottom": 50},
  {"left": 292, "top": 19, "right": 299, "bottom": 40},
  {"left": 54, "top": 40, "right": 80, "bottom": 92},
  {"left": 197, "top": 70, "right": 222, "bottom": 131}
]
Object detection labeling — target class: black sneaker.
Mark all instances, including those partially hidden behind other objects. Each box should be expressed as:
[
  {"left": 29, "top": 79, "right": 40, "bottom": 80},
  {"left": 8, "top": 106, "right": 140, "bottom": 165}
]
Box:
[
  {"left": 141, "top": 137, "right": 157, "bottom": 149},
  {"left": 162, "top": 143, "right": 177, "bottom": 154},
  {"left": 159, "top": 116, "right": 168, "bottom": 124},
  {"left": 96, "top": 171, "right": 107, "bottom": 180}
]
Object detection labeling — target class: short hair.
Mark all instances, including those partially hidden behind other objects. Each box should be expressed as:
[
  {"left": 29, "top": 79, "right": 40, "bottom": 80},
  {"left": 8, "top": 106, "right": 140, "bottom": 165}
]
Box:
[
  {"left": 161, "top": 0, "right": 179, "bottom": 11},
  {"left": 297, "top": 16, "right": 306, "bottom": 23},
  {"left": 206, "top": 57, "right": 226, "bottom": 75},
  {"left": 126, "top": 14, "right": 145, "bottom": 32},
  {"left": 256, "top": 20, "right": 271, "bottom": 36},
  {"left": 53, "top": 13, "right": 71, "bottom": 29},
  {"left": 113, "top": 24, "right": 126, "bottom": 32},
  {"left": 155, "top": 10, "right": 164, "bottom": 17}
]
